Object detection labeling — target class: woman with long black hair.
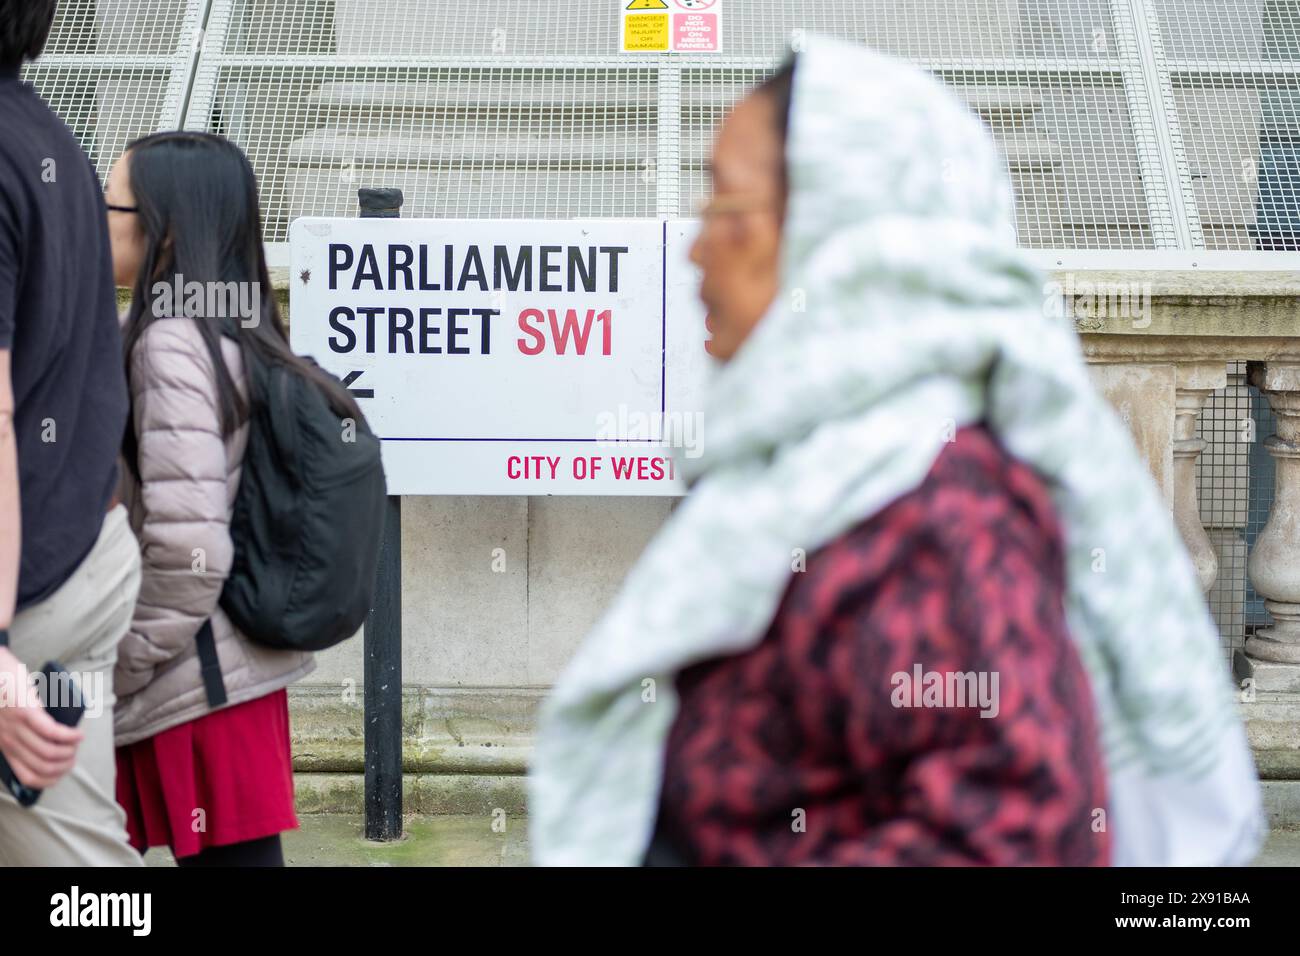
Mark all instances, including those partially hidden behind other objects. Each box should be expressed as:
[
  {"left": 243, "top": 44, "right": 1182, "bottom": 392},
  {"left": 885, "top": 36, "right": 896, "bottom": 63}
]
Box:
[{"left": 105, "top": 131, "right": 359, "bottom": 867}]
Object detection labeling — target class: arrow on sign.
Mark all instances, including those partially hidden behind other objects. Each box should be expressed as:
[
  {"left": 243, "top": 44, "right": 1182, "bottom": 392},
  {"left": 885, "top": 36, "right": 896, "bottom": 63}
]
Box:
[{"left": 342, "top": 370, "right": 374, "bottom": 399}]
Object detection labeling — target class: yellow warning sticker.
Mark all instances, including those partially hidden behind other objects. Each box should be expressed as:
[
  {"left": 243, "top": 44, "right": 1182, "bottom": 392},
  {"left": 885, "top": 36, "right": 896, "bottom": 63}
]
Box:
[
  {"left": 623, "top": 13, "right": 669, "bottom": 50},
  {"left": 626, "top": 0, "right": 668, "bottom": 9}
]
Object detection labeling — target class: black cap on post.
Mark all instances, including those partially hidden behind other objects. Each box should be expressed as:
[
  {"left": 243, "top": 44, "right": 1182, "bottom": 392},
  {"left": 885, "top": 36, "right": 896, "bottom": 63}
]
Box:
[{"left": 358, "top": 187, "right": 404, "bottom": 219}]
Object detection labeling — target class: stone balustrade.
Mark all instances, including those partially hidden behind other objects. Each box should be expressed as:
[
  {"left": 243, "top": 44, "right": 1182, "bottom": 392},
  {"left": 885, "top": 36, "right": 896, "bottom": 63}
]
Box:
[{"left": 1068, "top": 269, "right": 1300, "bottom": 716}]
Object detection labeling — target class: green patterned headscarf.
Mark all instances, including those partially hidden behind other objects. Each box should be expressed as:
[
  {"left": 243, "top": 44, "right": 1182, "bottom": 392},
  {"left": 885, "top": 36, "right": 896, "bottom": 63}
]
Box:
[{"left": 528, "top": 35, "right": 1264, "bottom": 866}]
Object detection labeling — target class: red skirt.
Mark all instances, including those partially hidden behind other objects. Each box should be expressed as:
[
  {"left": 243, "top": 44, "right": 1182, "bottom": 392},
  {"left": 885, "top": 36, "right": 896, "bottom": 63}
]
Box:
[{"left": 115, "top": 689, "right": 300, "bottom": 859}]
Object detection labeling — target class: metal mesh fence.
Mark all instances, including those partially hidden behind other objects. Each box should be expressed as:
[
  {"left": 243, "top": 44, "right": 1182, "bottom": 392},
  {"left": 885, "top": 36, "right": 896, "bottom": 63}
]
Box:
[
  {"left": 195, "top": 65, "right": 661, "bottom": 228},
  {"left": 182, "top": 0, "right": 1177, "bottom": 247},
  {"left": 20, "top": 0, "right": 204, "bottom": 180},
  {"left": 21, "top": 0, "right": 1300, "bottom": 251},
  {"left": 1198, "top": 363, "right": 1277, "bottom": 660},
  {"left": 1154, "top": 0, "right": 1300, "bottom": 250}
]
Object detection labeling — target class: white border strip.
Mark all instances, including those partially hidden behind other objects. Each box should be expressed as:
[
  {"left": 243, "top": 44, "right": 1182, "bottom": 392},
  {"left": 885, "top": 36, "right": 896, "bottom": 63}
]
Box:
[{"left": 1025, "top": 250, "right": 1300, "bottom": 271}]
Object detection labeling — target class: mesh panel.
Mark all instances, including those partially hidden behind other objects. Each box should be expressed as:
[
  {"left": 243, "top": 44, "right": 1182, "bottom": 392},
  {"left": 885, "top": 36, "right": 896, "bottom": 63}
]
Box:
[
  {"left": 20, "top": 0, "right": 205, "bottom": 182},
  {"left": 1153, "top": 0, "right": 1300, "bottom": 250},
  {"left": 25, "top": 3, "right": 1300, "bottom": 248},
  {"left": 194, "top": 65, "right": 661, "bottom": 233},
  {"left": 1197, "top": 363, "right": 1275, "bottom": 661},
  {"left": 174, "top": 0, "right": 1183, "bottom": 247}
]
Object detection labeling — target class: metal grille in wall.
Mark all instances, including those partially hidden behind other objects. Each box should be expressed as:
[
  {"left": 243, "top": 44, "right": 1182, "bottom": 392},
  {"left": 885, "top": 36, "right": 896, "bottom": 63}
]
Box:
[
  {"left": 1198, "top": 364, "right": 1279, "bottom": 660},
  {"left": 24, "top": 0, "right": 1300, "bottom": 657},
  {"left": 25, "top": 0, "right": 1299, "bottom": 250},
  {"left": 21, "top": 0, "right": 205, "bottom": 176}
]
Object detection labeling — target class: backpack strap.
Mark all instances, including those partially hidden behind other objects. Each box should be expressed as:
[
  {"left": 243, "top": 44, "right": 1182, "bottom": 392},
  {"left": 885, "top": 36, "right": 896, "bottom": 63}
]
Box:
[{"left": 196, "top": 619, "right": 229, "bottom": 708}]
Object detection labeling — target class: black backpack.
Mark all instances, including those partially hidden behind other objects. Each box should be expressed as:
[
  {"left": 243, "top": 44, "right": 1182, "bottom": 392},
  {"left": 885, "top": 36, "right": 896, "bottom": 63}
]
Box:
[{"left": 196, "top": 348, "right": 387, "bottom": 707}]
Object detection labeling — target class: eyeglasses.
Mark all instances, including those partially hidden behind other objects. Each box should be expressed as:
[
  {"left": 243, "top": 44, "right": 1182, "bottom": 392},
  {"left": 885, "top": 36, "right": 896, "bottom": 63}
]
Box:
[{"left": 106, "top": 203, "right": 138, "bottom": 214}]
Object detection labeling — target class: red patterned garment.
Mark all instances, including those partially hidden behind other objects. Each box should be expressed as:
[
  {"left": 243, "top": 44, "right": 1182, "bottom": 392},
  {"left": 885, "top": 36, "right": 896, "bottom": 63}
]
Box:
[{"left": 649, "top": 426, "right": 1110, "bottom": 866}]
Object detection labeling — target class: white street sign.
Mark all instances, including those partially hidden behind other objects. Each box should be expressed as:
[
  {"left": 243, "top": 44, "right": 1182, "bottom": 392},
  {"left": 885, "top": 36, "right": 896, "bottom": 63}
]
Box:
[{"left": 289, "top": 217, "right": 708, "bottom": 495}]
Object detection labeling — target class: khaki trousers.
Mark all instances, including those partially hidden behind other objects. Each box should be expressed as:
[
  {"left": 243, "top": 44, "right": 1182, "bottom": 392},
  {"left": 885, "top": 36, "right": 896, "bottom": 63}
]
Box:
[{"left": 0, "top": 505, "right": 142, "bottom": 866}]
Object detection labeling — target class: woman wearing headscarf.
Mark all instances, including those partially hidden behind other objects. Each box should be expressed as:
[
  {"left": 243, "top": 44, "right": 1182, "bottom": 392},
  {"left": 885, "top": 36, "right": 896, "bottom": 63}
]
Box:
[{"left": 528, "top": 35, "right": 1265, "bottom": 867}]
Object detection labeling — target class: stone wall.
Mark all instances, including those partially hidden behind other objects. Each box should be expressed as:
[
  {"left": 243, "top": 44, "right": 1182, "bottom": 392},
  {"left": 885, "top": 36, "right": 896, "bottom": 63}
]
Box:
[{"left": 274, "top": 269, "right": 1300, "bottom": 820}]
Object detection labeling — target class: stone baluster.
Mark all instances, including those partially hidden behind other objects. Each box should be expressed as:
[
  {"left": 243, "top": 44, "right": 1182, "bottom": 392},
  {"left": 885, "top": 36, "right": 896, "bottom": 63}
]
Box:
[
  {"left": 1174, "top": 363, "right": 1227, "bottom": 593},
  {"left": 1245, "top": 363, "right": 1300, "bottom": 671}
]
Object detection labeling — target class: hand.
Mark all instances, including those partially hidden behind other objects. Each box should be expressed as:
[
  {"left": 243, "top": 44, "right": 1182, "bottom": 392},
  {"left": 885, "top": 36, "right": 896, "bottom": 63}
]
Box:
[{"left": 0, "top": 647, "right": 83, "bottom": 790}]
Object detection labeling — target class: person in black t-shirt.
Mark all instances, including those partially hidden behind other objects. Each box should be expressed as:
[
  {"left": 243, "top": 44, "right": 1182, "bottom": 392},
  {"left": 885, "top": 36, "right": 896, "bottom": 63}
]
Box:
[{"left": 0, "top": 0, "right": 141, "bottom": 865}]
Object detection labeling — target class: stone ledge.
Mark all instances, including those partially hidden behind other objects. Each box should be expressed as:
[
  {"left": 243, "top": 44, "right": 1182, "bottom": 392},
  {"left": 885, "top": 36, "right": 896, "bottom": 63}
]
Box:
[
  {"left": 294, "top": 772, "right": 526, "bottom": 816},
  {"left": 1057, "top": 269, "right": 1300, "bottom": 300},
  {"left": 1241, "top": 693, "right": 1300, "bottom": 788},
  {"left": 293, "top": 773, "right": 1300, "bottom": 828},
  {"left": 288, "top": 688, "right": 1300, "bottom": 766},
  {"left": 1256, "top": 750, "right": 1300, "bottom": 780},
  {"left": 1236, "top": 651, "right": 1300, "bottom": 695},
  {"left": 1262, "top": 780, "right": 1300, "bottom": 830},
  {"left": 289, "top": 684, "right": 540, "bottom": 776},
  {"left": 290, "top": 687, "right": 1300, "bottom": 822},
  {"left": 294, "top": 739, "right": 531, "bottom": 775}
]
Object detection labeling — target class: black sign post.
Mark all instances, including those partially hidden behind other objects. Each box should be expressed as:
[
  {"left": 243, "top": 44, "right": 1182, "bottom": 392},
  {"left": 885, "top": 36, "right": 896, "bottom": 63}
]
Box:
[{"left": 358, "top": 187, "right": 404, "bottom": 841}]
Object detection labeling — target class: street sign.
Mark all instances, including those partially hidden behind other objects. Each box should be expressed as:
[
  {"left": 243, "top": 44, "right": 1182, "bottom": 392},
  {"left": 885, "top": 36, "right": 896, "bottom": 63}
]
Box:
[{"left": 290, "top": 217, "right": 709, "bottom": 495}]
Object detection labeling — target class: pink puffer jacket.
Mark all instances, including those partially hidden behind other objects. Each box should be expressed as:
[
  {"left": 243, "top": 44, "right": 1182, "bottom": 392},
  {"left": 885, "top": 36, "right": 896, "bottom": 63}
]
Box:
[{"left": 113, "top": 315, "right": 314, "bottom": 746}]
